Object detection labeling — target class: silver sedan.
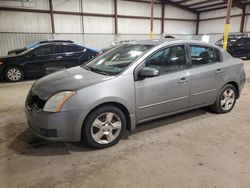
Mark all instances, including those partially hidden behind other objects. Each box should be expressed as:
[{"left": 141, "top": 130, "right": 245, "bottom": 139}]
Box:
[{"left": 25, "top": 39, "right": 245, "bottom": 148}]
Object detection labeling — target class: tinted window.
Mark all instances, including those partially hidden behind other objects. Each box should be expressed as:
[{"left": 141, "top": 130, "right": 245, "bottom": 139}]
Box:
[
  {"left": 145, "top": 45, "right": 186, "bottom": 75},
  {"left": 34, "top": 45, "right": 54, "bottom": 56},
  {"left": 243, "top": 38, "right": 250, "bottom": 44},
  {"left": 190, "top": 45, "right": 216, "bottom": 66},
  {"left": 61, "top": 45, "right": 79, "bottom": 53}
]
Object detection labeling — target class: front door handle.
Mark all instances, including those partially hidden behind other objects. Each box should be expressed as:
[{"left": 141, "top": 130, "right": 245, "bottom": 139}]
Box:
[
  {"left": 215, "top": 69, "right": 223, "bottom": 74},
  {"left": 55, "top": 56, "right": 63, "bottom": 59},
  {"left": 178, "top": 77, "right": 189, "bottom": 84}
]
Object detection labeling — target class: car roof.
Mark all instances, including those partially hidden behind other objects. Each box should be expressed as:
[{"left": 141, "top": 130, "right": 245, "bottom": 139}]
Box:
[{"left": 128, "top": 39, "right": 220, "bottom": 49}]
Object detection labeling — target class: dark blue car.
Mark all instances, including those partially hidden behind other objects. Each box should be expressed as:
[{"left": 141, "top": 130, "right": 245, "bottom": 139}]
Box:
[{"left": 0, "top": 42, "right": 101, "bottom": 82}]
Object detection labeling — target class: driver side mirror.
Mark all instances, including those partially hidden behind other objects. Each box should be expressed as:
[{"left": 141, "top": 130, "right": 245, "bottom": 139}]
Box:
[{"left": 140, "top": 67, "right": 159, "bottom": 77}]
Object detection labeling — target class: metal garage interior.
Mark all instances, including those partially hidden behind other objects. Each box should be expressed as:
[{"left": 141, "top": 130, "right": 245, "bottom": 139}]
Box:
[{"left": 1, "top": 0, "right": 250, "bottom": 187}]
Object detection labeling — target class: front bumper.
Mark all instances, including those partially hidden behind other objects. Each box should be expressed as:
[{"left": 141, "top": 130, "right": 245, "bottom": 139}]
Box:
[{"left": 25, "top": 107, "right": 84, "bottom": 142}]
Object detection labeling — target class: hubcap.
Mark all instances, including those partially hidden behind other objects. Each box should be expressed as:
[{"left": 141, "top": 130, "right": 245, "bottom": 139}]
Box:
[
  {"left": 91, "top": 112, "right": 122, "bottom": 144},
  {"left": 221, "top": 88, "right": 235, "bottom": 111},
  {"left": 7, "top": 68, "right": 22, "bottom": 81}
]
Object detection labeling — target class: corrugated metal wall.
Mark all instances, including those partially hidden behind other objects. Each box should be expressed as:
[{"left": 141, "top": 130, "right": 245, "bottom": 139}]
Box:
[{"left": 0, "top": 33, "right": 198, "bottom": 56}]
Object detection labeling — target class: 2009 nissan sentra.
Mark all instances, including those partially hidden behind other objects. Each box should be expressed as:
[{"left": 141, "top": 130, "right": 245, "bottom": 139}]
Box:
[{"left": 25, "top": 39, "right": 245, "bottom": 148}]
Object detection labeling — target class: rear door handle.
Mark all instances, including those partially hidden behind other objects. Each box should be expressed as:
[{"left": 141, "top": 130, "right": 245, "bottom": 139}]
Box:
[
  {"left": 178, "top": 77, "right": 189, "bottom": 84},
  {"left": 215, "top": 69, "right": 223, "bottom": 74}
]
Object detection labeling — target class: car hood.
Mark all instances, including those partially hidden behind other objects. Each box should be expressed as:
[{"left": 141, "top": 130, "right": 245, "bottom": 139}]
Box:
[{"left": 31, "top": 66, "right": 114, "bottom": 100}]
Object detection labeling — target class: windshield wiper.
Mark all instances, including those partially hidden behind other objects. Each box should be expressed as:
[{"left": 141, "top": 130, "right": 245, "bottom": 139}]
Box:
[{"left": 84, "top": 66, "right": 109, "bottom": 75}]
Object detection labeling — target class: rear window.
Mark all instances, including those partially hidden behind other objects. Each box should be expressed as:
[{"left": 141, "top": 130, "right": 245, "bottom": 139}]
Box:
[{"left": 61, "top": 45, "right": 80, "bottom": 53}]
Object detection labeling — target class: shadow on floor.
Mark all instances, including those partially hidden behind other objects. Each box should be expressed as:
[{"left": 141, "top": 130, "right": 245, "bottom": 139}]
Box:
[{"left": 8, "top": 107, "right": 213, "bottom": 156}]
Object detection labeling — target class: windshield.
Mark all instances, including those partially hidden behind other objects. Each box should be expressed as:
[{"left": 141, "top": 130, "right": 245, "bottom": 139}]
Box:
[{"left": 83, "top": 44, "right": 153, "bottom": 75}]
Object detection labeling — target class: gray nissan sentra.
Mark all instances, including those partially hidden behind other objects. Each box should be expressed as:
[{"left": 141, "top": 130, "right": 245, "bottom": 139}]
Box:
[{"left": 25, "top": 39, "right": 245, "bottom": 148}]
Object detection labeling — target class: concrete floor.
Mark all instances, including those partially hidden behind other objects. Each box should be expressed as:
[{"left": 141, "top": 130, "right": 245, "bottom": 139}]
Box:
[{"left": 0, "top": 62, "right": 250, "bottom": 188}]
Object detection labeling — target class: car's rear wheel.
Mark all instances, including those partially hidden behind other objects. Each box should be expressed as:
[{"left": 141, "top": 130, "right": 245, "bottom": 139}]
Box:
[
  {"left": 83, "top": 106, "right": 126, "bottom": 149},
  {"left": 4, "top": 66, "right": 24, "bottom": 82},
  {"left": 211, "top": 84, "right": 237, "bottom": 113}
]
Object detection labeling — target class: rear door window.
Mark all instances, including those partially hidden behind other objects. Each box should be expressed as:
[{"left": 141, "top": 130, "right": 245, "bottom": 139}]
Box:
[
  {"left": 190, "top": 45, "right": 218, "bottom": 67},
  {"left": 61, "top": 45, "right": 79, "bottom": 53}
]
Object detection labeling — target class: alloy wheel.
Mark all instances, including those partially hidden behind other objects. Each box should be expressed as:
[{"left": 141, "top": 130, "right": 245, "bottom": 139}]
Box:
[
  {"left": 7, "top": 68, "right": 22, "bottom": 81},
  {"left": 220, "top": 88, "right": 235, "bottom": 111},
  {"left": 91, "top": 112, "right": 122, "bottom": 144}
]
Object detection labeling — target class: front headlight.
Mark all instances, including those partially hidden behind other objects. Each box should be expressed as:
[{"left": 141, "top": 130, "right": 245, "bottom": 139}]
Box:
[{"left": 43, "top": 91, "right": 77, "bottom": 112}]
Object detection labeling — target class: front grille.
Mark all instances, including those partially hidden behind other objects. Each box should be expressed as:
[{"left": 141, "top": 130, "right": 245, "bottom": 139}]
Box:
[{"left": 26, "top": 91, "right": 46, "bottom": 110}]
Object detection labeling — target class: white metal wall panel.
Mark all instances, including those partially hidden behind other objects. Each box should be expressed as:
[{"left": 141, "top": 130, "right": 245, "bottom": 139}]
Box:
[
  {"left": 54, "top": 14, "right": 82, "bottom": 33},
  {"left": 82, "top": 0, "right": 114, "bottom": 14},
  {"left": 200, "top": 7, "right": 242, "bottom": 20},
  {"left": 164, "top": 20, "right": 196, "bottom": 34},
  {"left": 83, "top": 17, "right": 114, "bottom": 33},
  {"left": 165, "top": 5, "right": 196, "bottom": 19},
  {"left": 118, "top": 18, "right": 150, "bottom": 34},
  {"left": 53, "top": 0, "right": 81, "bottom": 12},
  {"left": 0, "top": 11, "right": 51, "bottom": 33},
  {"left": 117, "top": 0, "right": 151, "bottom": 17},
  {"left": 153, "top": 3, "right": 162, "bottom": 18},
  {"left": 0, "top": 0, "right": 49, "bottom": 10},
  {"left": 199, "top": 17, "right": 241, "bottom": 34},
  {"left": 153, "top": 20, "right": 161, "bottom": 34}
]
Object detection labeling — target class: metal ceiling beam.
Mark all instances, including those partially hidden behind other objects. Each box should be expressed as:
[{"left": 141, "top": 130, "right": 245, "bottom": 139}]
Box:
[
  {"left": 195, "top": 2, "right": 227, "bottom": 10},
  {"left": 223, "top": 0, "right": 243, "bottom": 9},
  {"left": 162, "top": 0, "right": 198, "bottom": 13}
]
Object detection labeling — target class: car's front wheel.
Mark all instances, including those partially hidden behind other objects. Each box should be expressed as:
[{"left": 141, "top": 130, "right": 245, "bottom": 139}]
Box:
[
  {"left": 211, "top": 84, "right": 237, "bottom": 113},
  {"left": 83, "top": 105, "right": 126, "bottom": 149},
  {"left": 4, "top": 66, "right": 24, "bottom": 82}
]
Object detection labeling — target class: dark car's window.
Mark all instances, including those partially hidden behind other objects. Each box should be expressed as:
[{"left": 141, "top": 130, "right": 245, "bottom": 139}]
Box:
[
  {"left": 214, "top": 48, "right": 222, "bottom": 62},
  {"left": 145, "top": 45, "right": 186, "bottom": 75},
  {"left": 190, "top": 45, "right": 218, "bottom": 67},
  {"left": 33, "top": 45, "right": 55, "bottom": 56},
  {"left": 243, "top": 38, "right": 250, "bottom": 45},
  {"left": 234, "top": 38, "right": 243, "bottom": 45},
  {"left": 61, "top": 45, "right": 79, "bottom": 53},
  {"left": 83, "top": 44, "right": 153, "bottom": 75}
]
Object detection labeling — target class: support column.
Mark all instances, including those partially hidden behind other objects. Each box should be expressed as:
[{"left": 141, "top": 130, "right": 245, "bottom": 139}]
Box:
[
  {"left": 49, "top": 0, "right": 55, "bottom": 34},
  {"left": 114, "top": 0, "right": 118, "bottom": 35},
  {"left": 161, "top": 3, "right": 165, "bottom": 35},
  {"left": 223, "top": 0, "right": 233, "bottom": 50},
  {"left": 150, "top": 0, "right": 154, "bottom": 40},
  {"left": 196, "top": 13, "right": 199, "bottom": 35},
  {"left": 240, "top": 5, "right": 246, "bottom": 33}
]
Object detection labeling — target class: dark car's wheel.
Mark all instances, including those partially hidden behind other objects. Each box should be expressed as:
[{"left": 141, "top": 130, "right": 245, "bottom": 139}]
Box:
[
  {"left": 4, "top": 66, "right": 24, "bottom": 82},
  {"left": 211, "top": 84, "right": 237, "bottom": 113},
  {"left": 83, "top": 106, "right": 126, "bottom": 149}
]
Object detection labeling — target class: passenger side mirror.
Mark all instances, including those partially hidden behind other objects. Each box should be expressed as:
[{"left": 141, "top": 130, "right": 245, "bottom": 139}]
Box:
[{"left": 140, "top": 67, "right": 159, "bottom": 77}]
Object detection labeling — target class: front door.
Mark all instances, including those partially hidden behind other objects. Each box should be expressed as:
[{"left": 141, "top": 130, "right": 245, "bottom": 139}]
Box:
[{"left": 135, "top": 45, "right": 191, "bottom": 121}]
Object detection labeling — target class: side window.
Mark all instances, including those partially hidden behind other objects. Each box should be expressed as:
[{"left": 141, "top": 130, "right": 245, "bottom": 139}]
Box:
[
  {"left": 61, "top": 45, "right": 79, "bottom": 53},
  {"left": 34, "top": 45, "right": 54, "bottom": 56},
  {"left": 243, "top": 38, "right": 250, "bottom": 45},
  {"left": 145, "top": 45, "right": 186, "bottom": 75},
  {"left": 214, "top": 48, "right": 222, "bottom": 62},
  {"left": 190, "top": 45, "right": 215, "bottom": 67}
]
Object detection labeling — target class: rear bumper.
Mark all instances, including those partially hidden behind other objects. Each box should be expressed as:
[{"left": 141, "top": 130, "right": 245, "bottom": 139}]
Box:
[{"left": 25, "top": 107, "right": 84, "bottom": 142}]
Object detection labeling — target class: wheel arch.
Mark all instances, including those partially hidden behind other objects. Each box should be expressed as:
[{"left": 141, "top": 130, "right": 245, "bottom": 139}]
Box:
[{"left": 225, "top": 81, "right": 239, "bottom": 99}]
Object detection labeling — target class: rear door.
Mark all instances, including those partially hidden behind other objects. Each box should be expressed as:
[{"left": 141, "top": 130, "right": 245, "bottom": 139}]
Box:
[{"left": 189, "top": 45, "right": 225, "bottom": 107}]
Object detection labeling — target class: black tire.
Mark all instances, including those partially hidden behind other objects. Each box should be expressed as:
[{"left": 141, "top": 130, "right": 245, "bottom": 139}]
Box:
[
  {"left": 211, "top": 84, "right": 237, "bottom": 114},
  {"left": 4, "top": 66, "right": 24, "bottom": 82},
  {"left": 82, "top": 105, "right": 126, "bottom": 149}
]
